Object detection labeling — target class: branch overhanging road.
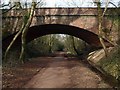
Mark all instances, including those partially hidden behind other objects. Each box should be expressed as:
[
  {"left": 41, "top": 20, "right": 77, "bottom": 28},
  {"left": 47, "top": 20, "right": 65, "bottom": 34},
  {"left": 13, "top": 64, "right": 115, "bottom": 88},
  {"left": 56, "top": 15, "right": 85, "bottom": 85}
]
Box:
[{"left": 23, "top": 52, "right": 111, "bottom": 88}]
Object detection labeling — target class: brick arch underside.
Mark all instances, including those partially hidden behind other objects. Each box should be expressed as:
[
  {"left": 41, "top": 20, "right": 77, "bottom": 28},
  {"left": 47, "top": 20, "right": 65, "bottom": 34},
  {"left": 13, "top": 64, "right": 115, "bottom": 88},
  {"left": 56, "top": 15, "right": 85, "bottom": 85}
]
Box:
[{"left": 2, "top": 24, "right": 113, "bottom": 50}]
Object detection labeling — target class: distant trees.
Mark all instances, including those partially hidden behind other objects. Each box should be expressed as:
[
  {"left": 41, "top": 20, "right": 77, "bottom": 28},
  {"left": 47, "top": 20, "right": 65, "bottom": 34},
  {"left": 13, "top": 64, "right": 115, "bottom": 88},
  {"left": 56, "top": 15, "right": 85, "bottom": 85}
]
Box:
[
  {"left": 63, "top": 35, "right": 88, "bottom": 55},
  {"left": 47, "top": 35, "right": 64, "bottom": 52},
  {"left": 28, "top": 34, "right": 89, "bottom": 56},
  {"left": 26, "top": 34, "right": 89, "bottom": 57},
  {"left": 26, "top": 34, "right": 65, "bottom": 56},
  {"left": 64, "top": 35, "right": 80, "bottom": 55}
]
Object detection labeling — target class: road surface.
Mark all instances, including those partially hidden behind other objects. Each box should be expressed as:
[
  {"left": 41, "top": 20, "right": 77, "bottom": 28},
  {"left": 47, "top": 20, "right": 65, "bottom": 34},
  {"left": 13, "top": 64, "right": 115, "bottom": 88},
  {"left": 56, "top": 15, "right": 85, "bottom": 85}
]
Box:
[{"left": 23, "top": 52, "right": 111, "bottom": 88}]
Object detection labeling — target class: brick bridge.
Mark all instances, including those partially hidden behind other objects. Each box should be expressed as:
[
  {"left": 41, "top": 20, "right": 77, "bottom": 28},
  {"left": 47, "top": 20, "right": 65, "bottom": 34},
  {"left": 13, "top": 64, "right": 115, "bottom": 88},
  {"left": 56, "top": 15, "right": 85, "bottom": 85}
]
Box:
[{"left": 3, "top": 8, "right": 116, "bottom": 49}]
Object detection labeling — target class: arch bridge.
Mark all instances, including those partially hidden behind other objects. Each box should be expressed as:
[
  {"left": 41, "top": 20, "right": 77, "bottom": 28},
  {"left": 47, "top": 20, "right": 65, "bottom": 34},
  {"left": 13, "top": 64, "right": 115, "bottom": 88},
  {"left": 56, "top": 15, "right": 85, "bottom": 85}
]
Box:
[{"left": 2, "top": 8, "right": 116, "bottom": 49}]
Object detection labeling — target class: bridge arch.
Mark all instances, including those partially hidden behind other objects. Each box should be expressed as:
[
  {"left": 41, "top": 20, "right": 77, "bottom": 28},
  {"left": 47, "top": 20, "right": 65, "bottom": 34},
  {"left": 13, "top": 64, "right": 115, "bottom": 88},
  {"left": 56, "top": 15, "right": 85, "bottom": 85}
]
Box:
[{"left": 3, "top": 24, "right": 113, "bottom": 50}]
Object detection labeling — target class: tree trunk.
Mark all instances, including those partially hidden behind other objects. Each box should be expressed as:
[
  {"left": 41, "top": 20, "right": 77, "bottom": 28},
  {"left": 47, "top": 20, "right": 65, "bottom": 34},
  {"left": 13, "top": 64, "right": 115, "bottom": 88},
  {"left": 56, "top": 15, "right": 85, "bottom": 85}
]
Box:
[
  {"left": 96, "top": 1, "right": 110, "bottom": 57},
  {"left": 71, "top": 36, "right": 80, "bottom": 55},
  {"left": 48, "top": 35, "right": 53, "bottom": 53},
  {"left": 19, "top": 2, "right": 36, "bottom": 63}
]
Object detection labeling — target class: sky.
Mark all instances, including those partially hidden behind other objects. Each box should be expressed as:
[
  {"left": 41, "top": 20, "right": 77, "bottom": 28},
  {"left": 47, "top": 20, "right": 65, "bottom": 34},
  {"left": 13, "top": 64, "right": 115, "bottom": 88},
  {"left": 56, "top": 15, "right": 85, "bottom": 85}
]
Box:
[
  {"left": 1, "top": 0, "right": 119, "bottom": 8},
  {"left": 45, "top": 0, "right": 119, "bottom": 7}
]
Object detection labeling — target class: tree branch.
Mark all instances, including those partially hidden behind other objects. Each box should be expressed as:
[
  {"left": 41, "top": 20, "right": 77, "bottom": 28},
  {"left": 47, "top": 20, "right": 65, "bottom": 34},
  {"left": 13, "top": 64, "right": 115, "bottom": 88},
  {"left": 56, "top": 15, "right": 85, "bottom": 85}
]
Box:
[
  {"left": 2, "top": 5, "right": 16, "bottom": 15},
  {"left": 101, "top": 0, "right": 110, "bottom": 18}
]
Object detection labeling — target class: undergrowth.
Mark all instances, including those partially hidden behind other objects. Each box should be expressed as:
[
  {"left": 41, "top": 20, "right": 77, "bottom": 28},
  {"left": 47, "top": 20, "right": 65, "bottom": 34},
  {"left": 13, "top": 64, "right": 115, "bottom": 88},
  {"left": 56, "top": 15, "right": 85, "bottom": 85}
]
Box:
[{"left": 98, "top": 46, "right": 120, "bottom": 81}]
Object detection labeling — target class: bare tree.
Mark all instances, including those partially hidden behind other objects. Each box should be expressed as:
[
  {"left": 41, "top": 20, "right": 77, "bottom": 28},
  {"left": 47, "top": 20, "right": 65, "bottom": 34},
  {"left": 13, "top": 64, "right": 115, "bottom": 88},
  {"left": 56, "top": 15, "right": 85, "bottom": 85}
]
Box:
[
  {"left": 4, "top": 1, "right": 25, "bottom": 61},
  {"left": 19, "top": 1, "right": 36, "bottom": 62},
  {"left": 93, "top": 0, "right": 110, "bottom": 57},
  {"left": 70, "top": 36, "right": 80, "bottom": 55}
]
